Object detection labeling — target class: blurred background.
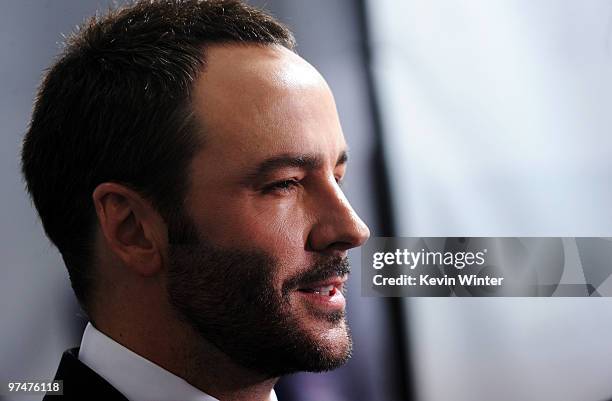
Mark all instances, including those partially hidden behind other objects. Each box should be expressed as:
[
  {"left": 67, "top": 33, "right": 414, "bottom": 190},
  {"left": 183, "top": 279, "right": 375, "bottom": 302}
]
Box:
[{"left": 2, "top": 1, "right": 612, "bottom": 401}]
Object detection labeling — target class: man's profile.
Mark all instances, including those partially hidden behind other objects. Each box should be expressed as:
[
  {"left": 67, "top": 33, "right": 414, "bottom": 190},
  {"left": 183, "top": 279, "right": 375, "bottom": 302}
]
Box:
[{"left": 21, "top": 1, "right": 370, "bottom": 400}]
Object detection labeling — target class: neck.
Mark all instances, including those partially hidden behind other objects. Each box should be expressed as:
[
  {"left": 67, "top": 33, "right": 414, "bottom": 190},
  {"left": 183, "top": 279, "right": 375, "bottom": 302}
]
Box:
[{"left": 93, "top": 305, "right": 278, "bottom": 401}]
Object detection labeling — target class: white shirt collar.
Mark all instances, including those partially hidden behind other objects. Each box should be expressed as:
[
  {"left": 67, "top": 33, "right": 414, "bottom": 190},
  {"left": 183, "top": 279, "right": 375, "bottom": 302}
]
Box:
[{"left": 78, "top": 322, "right": 278, "bottom": 401}]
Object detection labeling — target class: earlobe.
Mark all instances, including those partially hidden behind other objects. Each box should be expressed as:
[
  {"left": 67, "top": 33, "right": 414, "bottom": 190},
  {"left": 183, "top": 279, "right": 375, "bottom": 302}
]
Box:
[{"left": 92, "top": 183, "right": 166, "bottom": 277}]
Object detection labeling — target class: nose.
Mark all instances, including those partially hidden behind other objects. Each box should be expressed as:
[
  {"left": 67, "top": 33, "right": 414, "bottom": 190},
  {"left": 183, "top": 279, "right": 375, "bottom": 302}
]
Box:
[{"left": 307, "top": 180, "right": 371, "bottom": 255}]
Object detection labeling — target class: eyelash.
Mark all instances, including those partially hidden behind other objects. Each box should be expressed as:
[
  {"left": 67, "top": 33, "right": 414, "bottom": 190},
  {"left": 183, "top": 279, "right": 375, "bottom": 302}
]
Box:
[
  {"left": 263, "top": 179, "right": 300, "bottom": 194},
  {"left": 263, "top": 177, "right": 344, "bottom": 194}
]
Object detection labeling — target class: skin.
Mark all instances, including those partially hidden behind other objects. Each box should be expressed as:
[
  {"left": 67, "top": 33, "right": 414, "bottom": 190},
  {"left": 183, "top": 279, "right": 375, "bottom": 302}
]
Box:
[{"left": 90, "top": 44, "right": 370, "bottom": 401}]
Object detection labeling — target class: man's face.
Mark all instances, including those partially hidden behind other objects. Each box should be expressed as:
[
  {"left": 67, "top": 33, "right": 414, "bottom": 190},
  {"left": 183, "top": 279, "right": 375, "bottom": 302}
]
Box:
[{"left": 166, "top": 44, "right": 370, "bottom": 377}]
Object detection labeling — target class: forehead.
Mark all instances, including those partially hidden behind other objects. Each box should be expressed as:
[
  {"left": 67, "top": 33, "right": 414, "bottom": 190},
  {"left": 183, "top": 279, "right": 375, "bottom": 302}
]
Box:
[{"left": 191, "top": 44, "right": 346, "bottom": 165}]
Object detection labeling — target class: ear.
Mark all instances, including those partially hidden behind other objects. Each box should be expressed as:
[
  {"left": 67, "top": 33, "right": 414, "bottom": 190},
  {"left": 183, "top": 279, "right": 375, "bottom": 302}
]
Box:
[{"left": 92, "top": 182, "right": 167, "bottom": 276}]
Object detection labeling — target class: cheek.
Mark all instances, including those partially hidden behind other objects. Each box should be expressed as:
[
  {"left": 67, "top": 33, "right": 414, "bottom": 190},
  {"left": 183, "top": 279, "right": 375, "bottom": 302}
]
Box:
[{"left": 193, "top": 194, "right": 309, "bottom": 255}]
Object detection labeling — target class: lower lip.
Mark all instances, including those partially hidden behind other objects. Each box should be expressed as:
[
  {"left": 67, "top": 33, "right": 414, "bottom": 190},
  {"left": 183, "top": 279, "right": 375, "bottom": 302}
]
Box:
[{"left": 296, "top": 287, "right": 346, "bottom": 311}]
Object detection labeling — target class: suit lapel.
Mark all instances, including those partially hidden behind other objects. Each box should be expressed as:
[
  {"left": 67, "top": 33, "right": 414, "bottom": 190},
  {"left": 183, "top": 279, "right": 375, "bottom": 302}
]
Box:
[{"left": 43, "top": 347, "right": 129, "bottom": 401}]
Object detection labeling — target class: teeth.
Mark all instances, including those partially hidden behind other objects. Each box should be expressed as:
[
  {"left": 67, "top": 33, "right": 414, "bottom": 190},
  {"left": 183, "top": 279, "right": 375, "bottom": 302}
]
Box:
[{"left": 312, "top": 285, "right": 335, "bottom": 295}]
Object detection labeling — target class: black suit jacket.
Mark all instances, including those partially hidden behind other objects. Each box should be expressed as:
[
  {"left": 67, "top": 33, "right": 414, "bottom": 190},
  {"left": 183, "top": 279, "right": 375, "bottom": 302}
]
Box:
[{"left": 43, "top": 347, "right": 129, "bottom": 400}]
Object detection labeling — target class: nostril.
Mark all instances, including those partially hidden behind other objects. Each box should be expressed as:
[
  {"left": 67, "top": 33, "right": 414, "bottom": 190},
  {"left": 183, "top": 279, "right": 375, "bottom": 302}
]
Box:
[{"left": 329, "top": 242, "right": 353, "bottom": 253}]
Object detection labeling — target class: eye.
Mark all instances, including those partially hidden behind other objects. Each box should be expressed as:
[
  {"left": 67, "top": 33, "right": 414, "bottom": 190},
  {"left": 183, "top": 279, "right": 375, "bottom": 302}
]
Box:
[
  {"left": 263, "top": 179, "right": 300, "bottom": 194},
  {"left": 335, "top": 176, "right": 344, "bottom": 187}
]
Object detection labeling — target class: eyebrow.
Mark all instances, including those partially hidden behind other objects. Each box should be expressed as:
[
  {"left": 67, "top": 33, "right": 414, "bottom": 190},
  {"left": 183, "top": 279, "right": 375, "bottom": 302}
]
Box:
[{"left": 244, "top": 150, "right": 348, "bottom": 182}]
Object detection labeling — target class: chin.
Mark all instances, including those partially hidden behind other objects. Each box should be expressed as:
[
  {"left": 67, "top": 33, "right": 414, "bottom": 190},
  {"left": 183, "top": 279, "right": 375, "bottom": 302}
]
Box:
[{"left": 297, "top": 317, "right": 353, "bottom": 372}]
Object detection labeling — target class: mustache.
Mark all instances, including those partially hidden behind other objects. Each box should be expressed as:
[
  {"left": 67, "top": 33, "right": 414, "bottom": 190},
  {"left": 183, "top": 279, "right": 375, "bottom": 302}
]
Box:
[{"left": 282, "top": 256, "right": 350, "bottom": 296}]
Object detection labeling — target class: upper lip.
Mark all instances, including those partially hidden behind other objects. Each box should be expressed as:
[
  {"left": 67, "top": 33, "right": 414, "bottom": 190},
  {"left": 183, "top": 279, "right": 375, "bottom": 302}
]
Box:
[{"left": 298, "top": 275, "right": 348, "bottom": 290}]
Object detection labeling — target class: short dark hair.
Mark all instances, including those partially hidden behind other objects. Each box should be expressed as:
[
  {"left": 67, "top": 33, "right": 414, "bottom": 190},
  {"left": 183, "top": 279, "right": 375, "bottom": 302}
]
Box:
[{"left": 21, "top": 0, "right": 295, "bottom": 310}]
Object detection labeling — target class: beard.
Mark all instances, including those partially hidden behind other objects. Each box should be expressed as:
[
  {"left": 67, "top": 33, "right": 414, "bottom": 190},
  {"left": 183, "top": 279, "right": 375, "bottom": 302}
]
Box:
[{"left": 165, "top": 222, "right": 352, "bottom": 378}]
